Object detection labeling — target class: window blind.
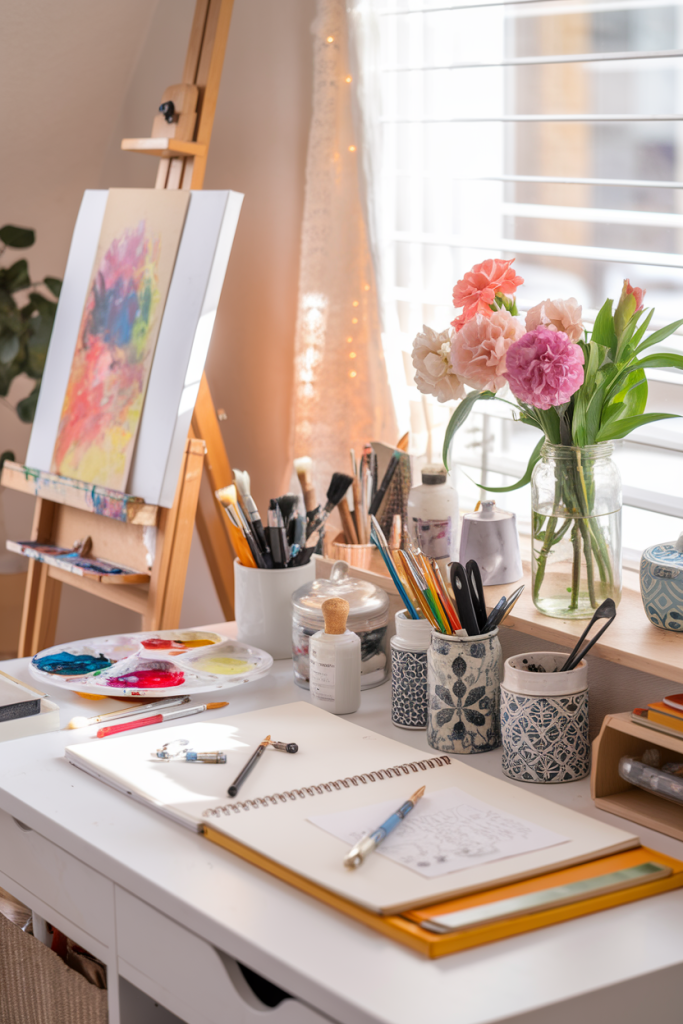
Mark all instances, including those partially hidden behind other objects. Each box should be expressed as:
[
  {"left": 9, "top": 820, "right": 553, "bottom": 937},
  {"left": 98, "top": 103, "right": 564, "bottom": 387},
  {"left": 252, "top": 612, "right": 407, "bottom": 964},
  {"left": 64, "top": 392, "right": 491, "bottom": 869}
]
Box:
[{"left": 358, "top": 0, "right": 683, "bottom": 563}]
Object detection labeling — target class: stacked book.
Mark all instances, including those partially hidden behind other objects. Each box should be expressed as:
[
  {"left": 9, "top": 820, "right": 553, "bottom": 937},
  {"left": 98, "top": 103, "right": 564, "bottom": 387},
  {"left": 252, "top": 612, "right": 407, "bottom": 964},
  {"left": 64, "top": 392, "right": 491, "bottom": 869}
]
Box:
[{"left": 633, "top": 694, "right": 683, "bottom": 739}]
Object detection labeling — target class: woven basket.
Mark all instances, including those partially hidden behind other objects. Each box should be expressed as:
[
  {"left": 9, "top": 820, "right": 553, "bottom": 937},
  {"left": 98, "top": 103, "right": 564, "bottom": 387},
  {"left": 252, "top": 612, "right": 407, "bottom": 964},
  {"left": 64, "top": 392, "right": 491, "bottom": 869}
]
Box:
[{"left": 0, "top": 913, "right": 108, "bottom": 1024}]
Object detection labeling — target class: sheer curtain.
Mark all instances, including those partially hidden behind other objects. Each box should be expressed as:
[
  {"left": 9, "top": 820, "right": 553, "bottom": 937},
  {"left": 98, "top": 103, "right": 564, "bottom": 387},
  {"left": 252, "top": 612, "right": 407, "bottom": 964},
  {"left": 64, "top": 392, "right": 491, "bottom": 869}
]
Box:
[{"left": 292, "top": 0, "right": 397, "bottom": 497}]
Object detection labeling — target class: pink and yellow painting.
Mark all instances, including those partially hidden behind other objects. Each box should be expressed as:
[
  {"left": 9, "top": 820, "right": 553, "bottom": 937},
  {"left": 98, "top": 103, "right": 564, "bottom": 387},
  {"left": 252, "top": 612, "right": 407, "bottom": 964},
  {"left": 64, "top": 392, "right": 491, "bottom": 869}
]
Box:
[{"left": 51, "top": 189, "right": 190, "bottom": 492}]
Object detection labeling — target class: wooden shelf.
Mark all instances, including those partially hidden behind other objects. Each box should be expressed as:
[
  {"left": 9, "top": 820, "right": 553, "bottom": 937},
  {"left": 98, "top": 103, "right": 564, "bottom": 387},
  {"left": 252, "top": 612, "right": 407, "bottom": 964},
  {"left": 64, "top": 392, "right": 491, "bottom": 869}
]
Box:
[
  {"left": 0, "top": 462, "right": 158, "bottom": 526},
  {"left": 483, "top": 572, "right": 683, "bottom": 686},
  {"left": 120, "top": 137, "right": 208, "bottom": 159},
  {"left": 317, "top": 556, "right": 683, "bottom": 687}
]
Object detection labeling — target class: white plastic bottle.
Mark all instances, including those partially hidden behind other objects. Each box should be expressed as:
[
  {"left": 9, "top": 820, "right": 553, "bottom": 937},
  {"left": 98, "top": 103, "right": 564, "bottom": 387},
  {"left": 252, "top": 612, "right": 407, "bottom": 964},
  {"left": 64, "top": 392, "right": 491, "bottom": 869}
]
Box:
[
  {"left": 309, "top": 598, "right": 361, "bottom": 715},
  {"left": 407, "top": 465, "right": 459, "bottom": 575}
]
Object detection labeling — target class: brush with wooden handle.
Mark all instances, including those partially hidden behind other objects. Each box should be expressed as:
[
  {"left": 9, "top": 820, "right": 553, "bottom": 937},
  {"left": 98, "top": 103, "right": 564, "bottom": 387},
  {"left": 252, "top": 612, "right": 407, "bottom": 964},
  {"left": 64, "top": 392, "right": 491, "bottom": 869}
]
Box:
[{"left": 338, "top": 495, "right": 358, "bottom": 545}]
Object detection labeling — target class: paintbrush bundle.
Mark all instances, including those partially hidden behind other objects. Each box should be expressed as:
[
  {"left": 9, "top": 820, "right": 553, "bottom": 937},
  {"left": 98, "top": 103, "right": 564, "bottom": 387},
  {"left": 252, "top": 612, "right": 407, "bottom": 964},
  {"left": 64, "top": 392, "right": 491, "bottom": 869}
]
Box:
[{"left": 216, "top": 475, "right": 306, "bottom": 570}]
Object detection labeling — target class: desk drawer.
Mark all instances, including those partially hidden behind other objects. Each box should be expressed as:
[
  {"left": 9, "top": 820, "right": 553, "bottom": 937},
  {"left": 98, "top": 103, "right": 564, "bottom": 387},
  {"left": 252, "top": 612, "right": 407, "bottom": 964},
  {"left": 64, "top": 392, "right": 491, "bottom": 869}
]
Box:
[
  {"left": 0, "top": 807, "right": 114, "bottom": 950},
  {"left": 116, "top": 888, "right": 336, "bottom": 1024}
]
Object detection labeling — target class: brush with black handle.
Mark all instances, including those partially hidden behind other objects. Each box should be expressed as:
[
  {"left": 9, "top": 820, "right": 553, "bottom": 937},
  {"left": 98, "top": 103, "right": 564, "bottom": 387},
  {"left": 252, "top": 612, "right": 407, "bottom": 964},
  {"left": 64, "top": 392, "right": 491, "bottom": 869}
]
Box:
[{"left": 305, "top": 472, "right": 355, "bottom": 540}]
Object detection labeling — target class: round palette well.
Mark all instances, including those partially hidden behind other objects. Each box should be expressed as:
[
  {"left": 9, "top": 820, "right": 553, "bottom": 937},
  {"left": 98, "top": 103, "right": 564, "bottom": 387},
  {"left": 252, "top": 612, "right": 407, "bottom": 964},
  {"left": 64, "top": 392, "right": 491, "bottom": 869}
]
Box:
[{"left": 29, "top": 631, "right": 272, "bottom": 696}]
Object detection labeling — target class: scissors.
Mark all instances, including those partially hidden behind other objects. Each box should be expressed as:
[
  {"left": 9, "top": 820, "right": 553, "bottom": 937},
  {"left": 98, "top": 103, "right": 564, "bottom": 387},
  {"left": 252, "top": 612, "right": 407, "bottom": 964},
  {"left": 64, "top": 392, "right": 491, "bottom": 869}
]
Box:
[{"left": 449, "top": 562, "right": 481, "bottom": 637}]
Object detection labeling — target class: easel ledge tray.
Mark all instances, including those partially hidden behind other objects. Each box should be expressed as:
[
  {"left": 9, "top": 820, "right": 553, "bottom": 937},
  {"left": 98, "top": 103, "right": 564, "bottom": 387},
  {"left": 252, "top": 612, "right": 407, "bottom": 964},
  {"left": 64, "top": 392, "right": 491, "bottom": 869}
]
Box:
[{"left": 203, "top": 830, "right": 683, "bottom": 959}]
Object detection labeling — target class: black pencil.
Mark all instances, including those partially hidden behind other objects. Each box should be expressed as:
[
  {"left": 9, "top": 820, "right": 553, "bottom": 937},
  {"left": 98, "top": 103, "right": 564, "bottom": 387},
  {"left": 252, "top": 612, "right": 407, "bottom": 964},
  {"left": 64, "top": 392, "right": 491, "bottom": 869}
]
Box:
[{"left": 227, "top": 735, "right": 271, "bottom": 797}]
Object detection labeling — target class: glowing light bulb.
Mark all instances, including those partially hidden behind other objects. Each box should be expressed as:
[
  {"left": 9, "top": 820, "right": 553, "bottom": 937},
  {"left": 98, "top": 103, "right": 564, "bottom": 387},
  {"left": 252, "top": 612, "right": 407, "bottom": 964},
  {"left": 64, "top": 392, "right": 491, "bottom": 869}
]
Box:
[
  {"left": 346, "top": 336, "right": 353, "bottom": 342},
  {"left": 352, "top": 317, "right": 358, "bottom": 324},
  {"left": 364, "top": 284, "right": 370, "bottom": 291},
  {"left": 345, "top": 75, "right": 352, "bottom": 83},
  {"left": 352, "top": 300, "right": 359, "bottom": 307},
  {"left": 348, "top": 145, "right": 357, "bottom": 153},
  {"left": 349, "top": 352, "right": 357, "bottom": 359},
  {"left": 326, "top": 35, "right": 334, "bottom": 43},
  {"left": 349, "top": 370, "right": 357, "bottom": 378}
]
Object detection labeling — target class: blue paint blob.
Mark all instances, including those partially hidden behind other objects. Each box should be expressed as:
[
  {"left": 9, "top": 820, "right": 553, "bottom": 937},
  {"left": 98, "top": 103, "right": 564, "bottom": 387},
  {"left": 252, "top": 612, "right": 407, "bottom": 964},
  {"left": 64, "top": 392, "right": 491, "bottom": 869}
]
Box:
[{"left": 32, "top": 652, "right": 112, "bottom": 676}]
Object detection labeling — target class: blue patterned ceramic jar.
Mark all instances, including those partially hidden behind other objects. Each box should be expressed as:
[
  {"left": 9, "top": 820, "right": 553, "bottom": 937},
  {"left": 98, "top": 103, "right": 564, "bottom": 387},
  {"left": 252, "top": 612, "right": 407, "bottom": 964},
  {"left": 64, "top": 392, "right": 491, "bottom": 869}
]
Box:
[
  {"left": 640, "top": 534, "right": 683, "bottom": 632},
  {"left": 501, "top": 652, "right": 589, "bottom": 784},
  {"left": 390, "top": 610, "right": 433, "bottom": 730},
  {"left": 427, "top": 629, "right": 502, "bottom": 754}
]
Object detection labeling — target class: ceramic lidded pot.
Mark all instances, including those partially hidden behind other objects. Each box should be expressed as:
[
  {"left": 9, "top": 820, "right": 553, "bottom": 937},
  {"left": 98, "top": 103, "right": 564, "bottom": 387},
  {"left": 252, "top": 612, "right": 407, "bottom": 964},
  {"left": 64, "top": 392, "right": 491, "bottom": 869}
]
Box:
[
  {"left": 291, "top": 561, "right": 390, "bottom": 689},
  {"left": 427, "top": 628, "right": 502, "bottom": 754},
  {"left": 501, "top": 652, "right": 589, "bottom": 785},
  {"left": 640, "top": 533, "right": 683, "bottom": 631}
]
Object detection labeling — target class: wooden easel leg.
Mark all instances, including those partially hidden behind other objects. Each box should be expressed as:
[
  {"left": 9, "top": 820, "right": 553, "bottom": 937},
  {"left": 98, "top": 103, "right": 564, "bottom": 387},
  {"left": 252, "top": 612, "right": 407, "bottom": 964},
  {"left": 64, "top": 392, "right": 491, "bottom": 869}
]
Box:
[
  {"left": 18, "top": 498, "right": 63, "bottom": 657},
  {"left": 145, "top": 438, "right": 206, "bottom": 630},
  {"left": 191, "top": 374, "right": 235, "bottom": 620}
]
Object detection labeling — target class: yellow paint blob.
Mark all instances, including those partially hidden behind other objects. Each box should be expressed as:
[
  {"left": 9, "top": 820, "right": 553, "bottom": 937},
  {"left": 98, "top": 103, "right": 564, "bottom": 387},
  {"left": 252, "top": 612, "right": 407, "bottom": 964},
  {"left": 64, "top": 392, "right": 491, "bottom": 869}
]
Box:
[
  {"left": 195, "top": 656, "right": 255, "bottom": 676},
  {"left": 181, "top": 639, "right": 215, "bottom": 648}
]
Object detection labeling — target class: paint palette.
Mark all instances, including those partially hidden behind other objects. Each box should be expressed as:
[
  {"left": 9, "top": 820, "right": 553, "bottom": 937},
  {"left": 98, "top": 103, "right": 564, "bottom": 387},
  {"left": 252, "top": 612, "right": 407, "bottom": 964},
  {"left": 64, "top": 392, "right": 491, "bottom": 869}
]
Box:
[{"left": 28, "top": 630, "right": 271, "bottom": 696}]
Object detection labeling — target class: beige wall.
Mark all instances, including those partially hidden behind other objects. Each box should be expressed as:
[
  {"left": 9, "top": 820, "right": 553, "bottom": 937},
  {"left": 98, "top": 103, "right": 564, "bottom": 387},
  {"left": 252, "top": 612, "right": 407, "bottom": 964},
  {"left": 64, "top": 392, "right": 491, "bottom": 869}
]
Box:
[{"left": 0, "top": 0, "right": 315, "bottom": 642}]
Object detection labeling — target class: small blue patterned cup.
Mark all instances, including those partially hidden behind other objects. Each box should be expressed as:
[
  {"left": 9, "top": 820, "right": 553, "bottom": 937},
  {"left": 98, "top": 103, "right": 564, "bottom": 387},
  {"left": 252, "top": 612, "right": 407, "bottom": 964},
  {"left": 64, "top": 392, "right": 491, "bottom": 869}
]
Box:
[
  {"left": 427, "top": 629, "right": 502, "bottom": 754},
  {"left": 640, "top": 536, "right": 683, "bottom": 631},
  {"left": 390, "top": 611, "right": 432, "bottom": 730}
]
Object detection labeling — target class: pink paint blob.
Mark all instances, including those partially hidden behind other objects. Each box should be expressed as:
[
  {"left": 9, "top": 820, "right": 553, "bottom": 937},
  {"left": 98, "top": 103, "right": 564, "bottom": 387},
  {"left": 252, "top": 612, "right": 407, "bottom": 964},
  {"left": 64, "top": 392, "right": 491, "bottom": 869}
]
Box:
[{"left": 107, "top": 668, "right": 185, "bottom": 688}]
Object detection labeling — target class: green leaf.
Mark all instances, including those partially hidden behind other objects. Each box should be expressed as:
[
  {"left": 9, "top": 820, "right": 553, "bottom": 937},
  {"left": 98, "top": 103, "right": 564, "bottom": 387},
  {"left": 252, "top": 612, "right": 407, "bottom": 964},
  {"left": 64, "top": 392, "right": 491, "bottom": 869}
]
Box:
[
  {"left": 596, "top": 412, "right": 680, "bottom": 442},
  {"left": 0, "top": 262, "right": 30, "bottom": 294},
  {"left": 572, "top": 388, "right": 588, "bottom": 446},
  {"left": 0, "top": 225, "right": 35, "bottom": 249},
  {"left": 630, "top": 307, "right": 654, "bottom": 350},
  {"left": 0, "top": 450, "right": 15, "bottom": 472},
  {"left": 591, "top": 299, "right": 617, "bottom": 354},
  {"left": 16, "top": 383, "right": 40, "bottom": 423},
  {"left": 44, "top": 277, "right": 62, "bottom": 298},
  {"left": 635, "top": 320, "right": 683, "bottom": 355},
  {"left": 613, "top": 367, "right": 648, "bottom": 419},
  {"left": 26, "top": 314, "right": 53, "bottom": 378},
  {"left": 442, "top": 390, "right": 496, "bottom": 466},
  {"left": 28, "top": 291, "right": 56, "bottom": 317},
  {"left": 0, "top": 335, "right": 20, "bottom": 365},
  {"left": 636, "top": 352, "right": 683, "bottom": 373},
  {"left": 584, "top": 384, "right": 606, "bottom": 444},
  {"left": 462, "top": 435, "right": 545, "bottom": 493}
]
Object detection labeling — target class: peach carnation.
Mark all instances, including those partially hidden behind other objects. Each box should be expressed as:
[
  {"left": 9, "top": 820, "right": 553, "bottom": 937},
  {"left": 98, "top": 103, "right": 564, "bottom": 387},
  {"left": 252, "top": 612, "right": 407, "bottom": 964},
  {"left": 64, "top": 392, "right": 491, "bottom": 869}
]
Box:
[
  {"left": 451, "top": 258, "right": 524, "bottom": 330},
  {"left": 412, "top": 325, "right": 466, "bottom": 403},
  {"left": 450, "top": 310, "right": 525, "bottom": 392},
  {"left": 525, "top": 297, "right": 584, "bottom": 343}
]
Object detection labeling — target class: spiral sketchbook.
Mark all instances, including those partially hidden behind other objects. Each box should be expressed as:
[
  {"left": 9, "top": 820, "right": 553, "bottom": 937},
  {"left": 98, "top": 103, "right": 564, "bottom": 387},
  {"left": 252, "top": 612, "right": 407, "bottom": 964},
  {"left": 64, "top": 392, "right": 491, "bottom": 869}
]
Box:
[{"left": 65, "top": 702, "right": 638, "bottom": 914}]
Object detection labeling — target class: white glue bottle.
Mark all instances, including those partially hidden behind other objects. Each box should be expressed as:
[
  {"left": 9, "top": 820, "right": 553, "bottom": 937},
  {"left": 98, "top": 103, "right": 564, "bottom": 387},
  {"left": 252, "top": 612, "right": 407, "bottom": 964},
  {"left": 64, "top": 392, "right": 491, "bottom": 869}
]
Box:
[
  {"left": 309, "top": 598, "right": 361, "bottom": 715},
  {"left": 407, "top": 465, "right": 459, "bottom": 576}
]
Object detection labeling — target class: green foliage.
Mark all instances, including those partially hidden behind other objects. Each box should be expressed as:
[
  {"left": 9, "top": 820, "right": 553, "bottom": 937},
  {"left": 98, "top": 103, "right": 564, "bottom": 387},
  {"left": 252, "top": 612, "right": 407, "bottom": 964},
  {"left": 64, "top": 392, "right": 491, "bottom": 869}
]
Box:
[{"left": 0, "top": 225, "right": 60, "bottom": 422}]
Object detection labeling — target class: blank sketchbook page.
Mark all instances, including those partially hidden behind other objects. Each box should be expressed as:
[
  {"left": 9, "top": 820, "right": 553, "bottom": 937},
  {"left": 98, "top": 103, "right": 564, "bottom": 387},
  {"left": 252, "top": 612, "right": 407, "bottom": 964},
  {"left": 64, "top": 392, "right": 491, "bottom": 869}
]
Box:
[{"left": 66, "top": 702, "right": 638, "bottom": 914}]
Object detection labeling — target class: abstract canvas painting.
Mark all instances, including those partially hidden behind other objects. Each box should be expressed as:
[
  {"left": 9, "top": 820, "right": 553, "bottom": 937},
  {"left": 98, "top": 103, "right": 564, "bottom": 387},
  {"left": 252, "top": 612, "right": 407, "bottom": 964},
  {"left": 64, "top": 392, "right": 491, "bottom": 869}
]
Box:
[{"left": 50, "top": 189, "right": 190, "bottom": 491}]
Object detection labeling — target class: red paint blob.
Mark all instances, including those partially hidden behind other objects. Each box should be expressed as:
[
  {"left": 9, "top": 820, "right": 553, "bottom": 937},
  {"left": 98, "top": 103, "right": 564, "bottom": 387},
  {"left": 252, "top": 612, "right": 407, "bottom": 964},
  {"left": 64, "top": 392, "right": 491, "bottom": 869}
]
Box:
[
  {"left": 141, "top": 638, "right": 186, "bottom": 651},
  {"left": 107, "top": 668, "right": 185, "bottom": 688}
]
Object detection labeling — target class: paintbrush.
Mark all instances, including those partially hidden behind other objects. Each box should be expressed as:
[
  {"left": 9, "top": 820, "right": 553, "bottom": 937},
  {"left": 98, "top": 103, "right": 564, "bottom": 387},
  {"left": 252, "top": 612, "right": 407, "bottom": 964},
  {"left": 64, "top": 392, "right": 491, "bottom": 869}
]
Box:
[
  {"left": 350, "top": 449, "right": 365, "bottom": 543},
  {"left": 294, "top": 456, "right": 318, "bottom": 515},
  {"left": 305, "top": 472, "right": 354, "bottom": 539},
  {"left": 338, "top": 494, "right": 358, "bottom": 545},
  {"left": 233, "top": 469, "right": 270, "bottom": 557},
  {"left": 66, "top": 696, "right": 191, "bottom": 729},
  {"left": 216, "top": 487, "right": 257, "bottom": 567},
  {"left": 369, "top": 449, "right": 401, "bottom": 517}
]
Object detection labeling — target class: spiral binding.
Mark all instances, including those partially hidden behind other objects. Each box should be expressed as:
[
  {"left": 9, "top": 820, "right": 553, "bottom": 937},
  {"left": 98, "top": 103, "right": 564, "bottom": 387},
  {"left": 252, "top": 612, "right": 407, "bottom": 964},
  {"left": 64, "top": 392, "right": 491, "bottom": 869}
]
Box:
[{"left": 202, "top": 755, "right": 451, "bottom": 818}]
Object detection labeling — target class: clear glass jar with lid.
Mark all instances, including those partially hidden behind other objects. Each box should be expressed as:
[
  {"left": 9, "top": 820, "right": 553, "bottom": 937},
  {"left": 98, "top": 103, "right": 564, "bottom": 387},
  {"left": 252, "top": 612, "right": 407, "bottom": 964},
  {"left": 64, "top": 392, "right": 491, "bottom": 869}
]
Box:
[{"left": 291, "top": 561, "right": 390, "bottom": 690}]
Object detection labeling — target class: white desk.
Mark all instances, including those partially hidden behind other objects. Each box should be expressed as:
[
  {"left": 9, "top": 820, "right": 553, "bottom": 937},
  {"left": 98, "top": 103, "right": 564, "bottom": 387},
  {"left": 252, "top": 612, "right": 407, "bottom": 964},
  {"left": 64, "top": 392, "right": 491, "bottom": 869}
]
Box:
[{"left": 1, "top": 625, "right": 683, "bottom": 1024}]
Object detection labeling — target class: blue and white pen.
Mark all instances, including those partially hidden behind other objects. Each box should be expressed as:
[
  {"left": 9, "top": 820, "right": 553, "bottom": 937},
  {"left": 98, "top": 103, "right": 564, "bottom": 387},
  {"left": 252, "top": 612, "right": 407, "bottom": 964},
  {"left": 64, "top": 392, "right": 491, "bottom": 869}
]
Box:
[{"left": 343, "top": 786, "right": 425, "bottom": 869}]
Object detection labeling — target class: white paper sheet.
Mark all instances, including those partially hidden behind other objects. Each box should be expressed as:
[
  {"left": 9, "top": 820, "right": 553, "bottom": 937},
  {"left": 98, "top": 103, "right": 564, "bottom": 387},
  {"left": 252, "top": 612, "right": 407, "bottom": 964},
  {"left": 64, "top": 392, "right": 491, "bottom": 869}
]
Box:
[{"left": 309, "top": 787, "right": 569, "bottom": 879}]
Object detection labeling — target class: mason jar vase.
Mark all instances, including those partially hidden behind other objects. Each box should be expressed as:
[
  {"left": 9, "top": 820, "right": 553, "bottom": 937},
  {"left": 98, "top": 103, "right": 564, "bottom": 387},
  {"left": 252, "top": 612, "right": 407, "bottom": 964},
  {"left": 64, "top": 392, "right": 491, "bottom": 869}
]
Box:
[{"left": 531, "top": 442, "right": 622, "bottom": 619}]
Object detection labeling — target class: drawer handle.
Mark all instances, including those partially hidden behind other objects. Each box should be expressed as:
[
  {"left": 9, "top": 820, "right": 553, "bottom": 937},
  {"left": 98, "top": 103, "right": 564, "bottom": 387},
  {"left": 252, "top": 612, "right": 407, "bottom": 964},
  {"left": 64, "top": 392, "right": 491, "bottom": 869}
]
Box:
[{"left": 12, "top": 818, "right": 32, "bottom": 832}]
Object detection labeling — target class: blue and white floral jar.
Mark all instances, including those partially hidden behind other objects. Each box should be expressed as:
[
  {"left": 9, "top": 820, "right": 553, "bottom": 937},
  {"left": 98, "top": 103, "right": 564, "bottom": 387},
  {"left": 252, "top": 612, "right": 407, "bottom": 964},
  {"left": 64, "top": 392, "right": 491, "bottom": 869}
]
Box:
[
  {"left": 501, "top": 651, "right": 589, "bottom": 784},
  {"left": 390, "top": 610, "right": 433, "bottom": 730},
  {"left": 640, "top": 534, "right": 683, "bottom": 632},
  {"left": 427, "top": 629, "right": 502, "bottom": 754}
]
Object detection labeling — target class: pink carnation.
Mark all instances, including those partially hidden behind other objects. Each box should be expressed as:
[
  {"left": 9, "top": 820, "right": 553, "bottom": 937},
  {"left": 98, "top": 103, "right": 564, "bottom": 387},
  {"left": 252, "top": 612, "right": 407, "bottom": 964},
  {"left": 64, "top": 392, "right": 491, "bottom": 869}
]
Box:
[
  {"left": 525, "top": 297, "right": 584, "bottom": 343},
  {"left": 450, "top": 310, "right": 525, "bottom": 392},
  {"left": 504, "top": 327, "right": 584, "bottom": 410},
  {"left": 451, "top": 258, "right": 524, "bottom": 330},
  {"left": 624, "top": 279, "right": 646, "bottom": 312}
]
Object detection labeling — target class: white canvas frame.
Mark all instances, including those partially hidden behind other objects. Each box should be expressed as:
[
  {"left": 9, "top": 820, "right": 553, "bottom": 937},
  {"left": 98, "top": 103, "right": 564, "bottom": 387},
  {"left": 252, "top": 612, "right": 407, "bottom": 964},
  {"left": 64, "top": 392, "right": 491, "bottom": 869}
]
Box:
[{"left": 26, "top": 189, "right": 243, "bottom": 508}]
